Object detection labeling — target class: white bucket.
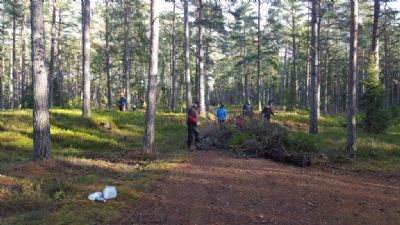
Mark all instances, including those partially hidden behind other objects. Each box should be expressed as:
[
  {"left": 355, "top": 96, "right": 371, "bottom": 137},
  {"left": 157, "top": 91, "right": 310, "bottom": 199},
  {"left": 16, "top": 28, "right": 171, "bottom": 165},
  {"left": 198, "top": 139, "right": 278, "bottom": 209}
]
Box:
[
  {"left": 102, "top": 186, "right": 117, "bottom": 199},
  {"left": 88, "top": 192, "right": 103, "bottom": 201}
]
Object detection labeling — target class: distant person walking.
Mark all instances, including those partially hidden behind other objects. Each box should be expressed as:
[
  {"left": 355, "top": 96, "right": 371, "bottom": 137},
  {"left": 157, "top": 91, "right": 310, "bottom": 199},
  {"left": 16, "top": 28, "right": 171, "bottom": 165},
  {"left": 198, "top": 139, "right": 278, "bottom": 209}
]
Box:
[
  {"left": 117, "top": 92, "right": 127, "bottom": 112},
  {"left": 216, "top": 104, "right": 227, "bottom": 124},
  {"left": 242, "top": 101, "right": 253, "bottom": 116},
  {"left": 186, "top": 102, "right": 203, "bottom": 151},
  {"left": 262, "top": 100, "right": 275, "bottom": 122}
]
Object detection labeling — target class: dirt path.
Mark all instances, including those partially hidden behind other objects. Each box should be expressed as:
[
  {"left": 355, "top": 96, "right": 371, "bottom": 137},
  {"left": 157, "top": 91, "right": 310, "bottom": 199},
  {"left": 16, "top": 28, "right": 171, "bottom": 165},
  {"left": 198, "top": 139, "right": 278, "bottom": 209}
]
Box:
[{"left": 120, "top": 149, "right": 400, "bottom": 225}]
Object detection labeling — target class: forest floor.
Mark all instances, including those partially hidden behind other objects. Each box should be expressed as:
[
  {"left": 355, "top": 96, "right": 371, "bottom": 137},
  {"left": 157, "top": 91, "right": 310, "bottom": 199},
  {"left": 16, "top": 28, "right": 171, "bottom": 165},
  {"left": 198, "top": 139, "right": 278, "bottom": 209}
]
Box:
[
  {"left": 1, "top": 109, "right": 400, "bottom": 224},
  {"left": 120, "top": 149, "right": 400, "bottom": 225}
]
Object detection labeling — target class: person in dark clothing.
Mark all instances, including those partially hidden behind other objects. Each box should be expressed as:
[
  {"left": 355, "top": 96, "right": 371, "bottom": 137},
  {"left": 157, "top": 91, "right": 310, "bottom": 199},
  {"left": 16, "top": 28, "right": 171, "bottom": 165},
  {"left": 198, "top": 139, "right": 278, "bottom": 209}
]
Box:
[
  {"left": 262, "top": 105, "right": 275, "bottom": 122},
  {"left": 186, "top": 103, "right": 203, "bottom": 151},
  {"left": 117, "top": 92, "right": 127, "bottom": 112},
  {"left": 242, "top": 101, "right": 253, "bottom": 116}
]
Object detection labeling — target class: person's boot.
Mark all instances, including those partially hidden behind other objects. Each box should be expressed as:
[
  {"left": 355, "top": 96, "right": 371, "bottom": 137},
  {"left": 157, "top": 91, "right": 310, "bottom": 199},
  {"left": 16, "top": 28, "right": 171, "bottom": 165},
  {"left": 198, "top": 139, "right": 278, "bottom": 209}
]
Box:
[{"left": 187, "top": 145, "right": 193, "bottom": 152}]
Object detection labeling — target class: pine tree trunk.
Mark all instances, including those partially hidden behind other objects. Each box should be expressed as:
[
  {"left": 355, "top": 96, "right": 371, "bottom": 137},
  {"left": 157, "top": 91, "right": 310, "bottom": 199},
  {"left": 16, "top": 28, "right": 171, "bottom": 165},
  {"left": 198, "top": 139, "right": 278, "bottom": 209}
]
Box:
[
  {"left": 20, "top": 14, "right": 26, "bottom": 108},
  {"left": 0, "top": 7, "right": 4, "bottom": 110},
  {"left": 57, "top": 12, "right": 64, "bottom": 107},
  {"left": 8, "top": 48, "right": 13, "bottom": 108},
  {"left": 336, "top": 73, "right": 340, "bottom": 113},
  {"left": 257, "top": 0, "right": 262, "bottom": 111},
  {"left": 49, "top": 2, "right": 56, "bottom": 108},
  {"left": 371, "top": 0, "right": 380, "bottom": 67},
  {"left": 97, "top": 64, "right": 102, "bottom": 109},
  {"left": 347, "top": 0, "right": 358, "bottom": 154},
  {"left": 383, "top": 4, "right": 390, "bottom": 109},
  {"left": 291, "top": 7, "right": 298, "bottom": 110},
  {"left": 184, "top": 0, "right": 192, "bottom": 110},
  {"left": 309, "top": 0, "right": 320, "bottom": 134},
  {"left": 123, "top": 2, "right": 130, "bottom": 110},
  {"left": 12, "top": 13, "right": 17, "bottom": 109},
  {"left": 324, "top": 46, "right": 329, "bottom": 114},
  {"left": 31, "top": 0, "right": 52, "bottom": 160},
  {"left": 105, "top": 0, "right": 111, "bottom": 109},
  {"left": 196, "top": 0, "right": 206, "bottom": 115},
  {"left": 281, "top": 46, "right": 287, "bottom": 106},
  {"left": 143, "top": 0, "right": 160, "bottom": 152},
  {"left": 82, "top": 0, "right": 91, "bottom": 118},
  {"left": 170, "top": 0, "right": 176, "bottom": 111}
]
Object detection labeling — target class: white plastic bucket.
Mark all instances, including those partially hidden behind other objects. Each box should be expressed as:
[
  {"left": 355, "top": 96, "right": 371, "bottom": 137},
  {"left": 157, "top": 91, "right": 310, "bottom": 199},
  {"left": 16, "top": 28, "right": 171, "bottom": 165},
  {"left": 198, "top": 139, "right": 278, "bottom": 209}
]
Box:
[{"left": 103, "top": 186, "right": 117, "bottom": 199}]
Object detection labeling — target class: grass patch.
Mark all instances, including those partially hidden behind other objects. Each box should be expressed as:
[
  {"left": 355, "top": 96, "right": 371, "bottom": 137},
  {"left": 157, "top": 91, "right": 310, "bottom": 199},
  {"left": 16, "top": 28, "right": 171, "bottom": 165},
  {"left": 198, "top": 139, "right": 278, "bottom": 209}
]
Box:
[{"left": 0, "top": 109, "right": 185, "bottom": 225}]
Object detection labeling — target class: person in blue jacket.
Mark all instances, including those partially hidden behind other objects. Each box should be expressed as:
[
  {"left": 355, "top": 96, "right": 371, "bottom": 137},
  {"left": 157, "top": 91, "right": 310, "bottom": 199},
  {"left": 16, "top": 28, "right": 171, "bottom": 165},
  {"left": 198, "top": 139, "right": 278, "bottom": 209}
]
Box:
[{"left": 216, "top": 104, "right": 227, "bottom": 123}]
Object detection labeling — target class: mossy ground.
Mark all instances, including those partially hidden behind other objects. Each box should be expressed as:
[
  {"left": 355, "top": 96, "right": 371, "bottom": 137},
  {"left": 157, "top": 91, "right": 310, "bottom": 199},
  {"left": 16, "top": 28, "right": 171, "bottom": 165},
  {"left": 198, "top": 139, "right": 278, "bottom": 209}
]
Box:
[
  {"left": 0, "top": 109, "right": 186, "bottom": 225},
  {"left": 1, "top": 108, "right": 399, "bottom": 224}
]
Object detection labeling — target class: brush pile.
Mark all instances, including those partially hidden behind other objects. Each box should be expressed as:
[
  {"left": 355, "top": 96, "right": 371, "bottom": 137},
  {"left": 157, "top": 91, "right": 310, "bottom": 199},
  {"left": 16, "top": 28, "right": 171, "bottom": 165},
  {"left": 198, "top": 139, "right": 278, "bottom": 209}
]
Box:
[{"left": 200, "top": 115, "right": 323, "bottom": 167}]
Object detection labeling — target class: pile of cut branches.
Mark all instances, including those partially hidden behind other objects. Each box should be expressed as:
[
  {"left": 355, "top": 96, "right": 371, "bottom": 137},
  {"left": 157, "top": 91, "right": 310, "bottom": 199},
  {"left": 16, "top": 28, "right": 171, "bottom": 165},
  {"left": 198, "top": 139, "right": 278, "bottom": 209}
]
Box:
[{"left": 200, "top": 116, "right": 324, "bottom": 167}]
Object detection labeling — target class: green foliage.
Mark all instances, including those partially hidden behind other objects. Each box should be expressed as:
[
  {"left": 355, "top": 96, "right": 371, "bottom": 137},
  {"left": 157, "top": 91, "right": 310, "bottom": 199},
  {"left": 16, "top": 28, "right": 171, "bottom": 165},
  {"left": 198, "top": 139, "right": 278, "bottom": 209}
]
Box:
[{"left": 361, "top": 58, "right": 390, "bottom": 133}]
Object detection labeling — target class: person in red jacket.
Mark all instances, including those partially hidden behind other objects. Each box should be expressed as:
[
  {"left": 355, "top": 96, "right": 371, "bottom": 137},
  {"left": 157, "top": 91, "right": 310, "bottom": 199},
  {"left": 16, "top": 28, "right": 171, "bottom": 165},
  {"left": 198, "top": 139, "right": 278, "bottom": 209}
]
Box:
[{"left": 186, "top": 102, "right": 203, "bottom": 151}]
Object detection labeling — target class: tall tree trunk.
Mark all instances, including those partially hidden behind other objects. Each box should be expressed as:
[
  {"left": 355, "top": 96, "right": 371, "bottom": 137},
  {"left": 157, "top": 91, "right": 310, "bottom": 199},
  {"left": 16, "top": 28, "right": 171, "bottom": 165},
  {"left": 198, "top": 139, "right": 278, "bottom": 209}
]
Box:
[
  {"left": 281, "top": 45, "right": 287, "bottom": 106},
  {"left": 347, "top": 0, "right": 358, "bottom": 154},
  {"left": 196, "top": 0, "right": 205, "bottom": 115},
  {"left": 184, "top": 0, "right": 192, "bottom": 110},
  {"left": 336, "top": 72, "right": 340, "bottom": 113},
  {"left": 309, "top": 0, "right": 320, "bottom": 134},
  {"left": 97, "top": 65, "right": 102, "bottom": 109},
  {"left": 75, "top": 52, "right": 80, "bottom": 98},
  {"left": 170, "top": 0, "right": 176, "bottom": 111},
  {"left": 204, "top": 29, "right": 210, "bottom": 111},
  {"left": 305, "top": 2, "right": 311, "bottom": 109},
  {"left": 257, "top": 0, "right": 261, "bottom": 111},
  {"left": 105, "top": 0, "right": 111, "bottom": 110},
  {"left": 371, "top": 0, "right": 380, "bottom": 67},
  {"left": 20, "top": 13, "right": 26, "bottom": 108},
  {"left": 57, "top": 11, "right": 64, "bottom": 107},
  {"left": 49, "top": 2, "right": 56, "bottom": 108},
  {"left": 324, "top": 44, "right": 329, "bottom": 114},
  {"left": 383, "top": 4, "right": 390, "bottom": 109},
  {"left": 143, "top": 0, "right": 160, "bottom": 152},
  {"left": 123, "top": 2, "right": 130, "bottom": 110},
  {"left": 8, "top": 48, "right": 13, "bottom": 108},
  {"left": 0, "top": 6, "right": 5, "bottom": 110},
  {"left": 291, "top": 6, "right": 298, "bottom": 110},
  {"left": 31, "top": 0, "right": 52, "bottom": 159},
  {"left": 12, "top": 13, "right": 17, "bottom": 109},
  {"left": 82, "top": 0, "right": 91, "bottom": 118},
  {"left": 243, "top": 22, "right": 249, "bottom": 104}
]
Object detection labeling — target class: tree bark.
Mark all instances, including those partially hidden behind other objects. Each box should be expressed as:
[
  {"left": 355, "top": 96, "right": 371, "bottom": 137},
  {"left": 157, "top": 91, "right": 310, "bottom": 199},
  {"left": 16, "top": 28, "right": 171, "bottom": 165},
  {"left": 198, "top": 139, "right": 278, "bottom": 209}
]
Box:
[
  {"left": 123, "top": 1, "right": 130, "bottom": 110},
  {"left": 184, "top": 0, "right": 192, "bottom": 110},
  {"left": 383, "top": 4, "right": 390, "bottom": 109},
  {"left": 0, "top": 6, "right": 5, "bottom": 110},
  {"left": 8, "top": 48, "right": 12, "bottom": 108},
  {"left": 20, "top": 13, "right": 26, "bottom": 108},
  {"left": 49, "top": 2, "right": 56, "bottom": 108},
  {"left": 143, "top": 0, "right": 160, "bottom": 152},
  {"left": 291, "top": 5, "right": 298, "bottom": 110},
  {"left": 12, "top": 12, "right": 17, "bottom": 109},
  {"left": 57, "top": 11, "right": 64, "bottom": 107},
  {"left": 347, "top": 0, "right": 358, "bottom": 154},
  {"left": 257, "top": 0, "right": 262, "bottom": 111},
  {"left": 82, "top": 0, "right": 91, "bottom": 118},
  {"left": 170, "top": 0, "right": 176, "bottom": 111},
  {"left": 97, "top": 64, "right": 102, "bottom": 109},
  {"left": 105, "top": 0, "right": 111, "bottom": 109},
  {"left": 371, "top": 0, "right": 380, "bottom": 67},
  {"left": 196, "top": 0, "right": 206, "bottom": 115},
  {"left": 31, "top": 0, "right": 52, "bottom": 159},
  {"left": 309, "top": 0, "right": 320, "bottom": 134}
]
